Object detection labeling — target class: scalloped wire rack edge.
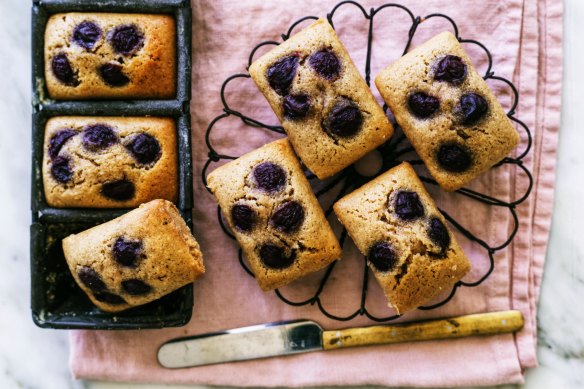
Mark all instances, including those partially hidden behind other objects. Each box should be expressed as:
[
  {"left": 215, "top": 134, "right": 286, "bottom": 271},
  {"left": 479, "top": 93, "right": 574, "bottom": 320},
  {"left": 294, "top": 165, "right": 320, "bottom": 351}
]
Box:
[{"left": 200, "top": 0, "right": 533, "bottom": 322}]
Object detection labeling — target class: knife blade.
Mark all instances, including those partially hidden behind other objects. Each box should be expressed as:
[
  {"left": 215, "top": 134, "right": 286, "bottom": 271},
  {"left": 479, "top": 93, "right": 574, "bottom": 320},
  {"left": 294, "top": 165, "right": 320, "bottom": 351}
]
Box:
[{"left": 157, "top": 310, "right": 523, "bottom": 368}]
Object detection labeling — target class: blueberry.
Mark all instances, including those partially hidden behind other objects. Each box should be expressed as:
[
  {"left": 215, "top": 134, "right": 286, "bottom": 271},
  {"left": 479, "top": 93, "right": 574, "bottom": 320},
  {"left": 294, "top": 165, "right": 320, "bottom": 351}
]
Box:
[
  {"left": 434, "top": 55, "right": 467, "bottom": 85},
  {"left": 126, "top": 133, "right": 160, "bottom": 164},
  {"left": 93, "top": 292, "right": 126, "bottom": 305},
  {"left": 428, "top": 217, "right": 451, "bottom": 253},
  {"left": 51, "top": 53, "right": 79, "bottom": 86},
  {"left": 458, "top": 93, "right": 489, "bottom": 125},
  {"left": 253, "top": 162, "right": 286, "bottom": 193},
  {"left": 77, "top": 266, "right": 106, "bottom": 293},
  {"left": 395, "top": 191, "right": 424, "bottom": 221},
  {"left": 81, "top": 124, "right": 117, "bottom": 151},
  {"left": 283, "top": 93, "right": 311, "bottom": 119},
  {"left": 112, "top": 236, "right": 143, "bottom": 267},
  {"left": 267, "top": 55, "right": 299, "bottom": 96},
  {"left": 121, "top": 279, "right": 152, "bottom": 296},
  {"left": 368, "top": 241, "right": 398, "bottom": 272},
  {"left": 102, "top": 180, "right": 135, "bottom": 201},
  {"left": 48, "top": 129, "right": 76, "bottom": 159},
  {"left": 72, "top": 21, "right": 101, "bottom": 50},
  {"left": 323, "top": 99, "right": 363, "bottom": 138},
  {"left": 51, "top": 156, "right": 73, "bottom": 183},
  {"left": 408, "top": 92, "right": 440, "bottom": 119},
  {"left": 258, "top": 244, "right": 296, "bottom": 269},
  {"left": 230, "top": 204, "right": 256, "bottom": 232},
  {"left": 109, "top": 25, "right": 144, "bottom": 55},
  {"left": 309, "top": 49, "right": 341, "bottom": 80},
  {"left": 270, "top": 201, "right": 305, "bottom": 233},
  {"left": 436, "top": 143, "right": 473, "bottom": 173},
  {"left": 99, "top": 63, "right": 130, "bottom": 87}
]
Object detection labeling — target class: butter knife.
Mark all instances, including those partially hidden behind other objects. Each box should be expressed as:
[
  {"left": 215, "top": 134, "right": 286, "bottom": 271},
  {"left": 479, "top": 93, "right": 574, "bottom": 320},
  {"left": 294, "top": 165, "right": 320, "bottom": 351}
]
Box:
[{"left": 157, "top": 310, "right": 523, "bottom": 368}]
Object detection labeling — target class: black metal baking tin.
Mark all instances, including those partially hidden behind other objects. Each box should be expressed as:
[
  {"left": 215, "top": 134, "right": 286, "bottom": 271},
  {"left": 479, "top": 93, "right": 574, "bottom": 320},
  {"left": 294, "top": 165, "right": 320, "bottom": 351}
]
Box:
[{"left": 30, "top": 0, "right": 195, "bottom": 329}]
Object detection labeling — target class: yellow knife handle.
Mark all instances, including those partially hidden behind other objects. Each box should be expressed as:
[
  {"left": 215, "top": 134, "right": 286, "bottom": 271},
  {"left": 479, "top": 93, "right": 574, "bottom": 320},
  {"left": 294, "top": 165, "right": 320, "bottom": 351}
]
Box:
[{"left": 322, "top": 310, "right": 524, "bottom": 351}]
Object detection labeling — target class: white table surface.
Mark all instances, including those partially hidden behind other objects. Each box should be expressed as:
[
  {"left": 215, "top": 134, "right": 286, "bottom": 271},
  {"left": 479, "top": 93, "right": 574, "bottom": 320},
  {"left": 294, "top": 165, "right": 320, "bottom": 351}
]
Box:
[{"left": 0, "top": 0, "right": 582, "bottom": 388}]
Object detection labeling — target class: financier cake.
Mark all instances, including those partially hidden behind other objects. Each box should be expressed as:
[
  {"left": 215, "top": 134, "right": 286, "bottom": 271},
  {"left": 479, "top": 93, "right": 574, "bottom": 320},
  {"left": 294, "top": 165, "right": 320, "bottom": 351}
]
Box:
[
  {"left": 375, "top": 31, "right": 519, "bottom": 191},
  {"left": 42, "top": 116, "right": 177, "bottom": 208},
  {"left": 249, "top": 18, "right": 393, "bottom": 179},
  {"left": 334, "top": 162, "right": 471, "bottom": 314},
  {"left": 62, "top": 199, "right": 205, "bottom": 313},
  {"left": 44, "top": 12, "right": 176, "bottom": 99},
  {"left": 206, "top": 138, "right": 342, "bottom": 290}
]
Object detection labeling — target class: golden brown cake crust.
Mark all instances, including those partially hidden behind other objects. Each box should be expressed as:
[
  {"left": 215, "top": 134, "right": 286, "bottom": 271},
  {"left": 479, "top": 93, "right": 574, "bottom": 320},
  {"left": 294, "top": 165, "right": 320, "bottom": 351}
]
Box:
[
  {"left": 375, "top": 32, "right": 519, "bottom": 191},
  {"left": 44, "top": 13, "right": 176, "bottom": 99},
  {"left": 333, "top": 162, "right": 471, "bottom": 314},
  {"left": 206, "top": 139, "right": 342, "bottom": 291},
  {"left": 249, "top": 19, "right": 393, "bottom": 179},
  {"left": 62, "top": 199, "right": 205, "bottom": 313},
  {"left": 42, "top": 116, "right": 178, "bottom": 208}
]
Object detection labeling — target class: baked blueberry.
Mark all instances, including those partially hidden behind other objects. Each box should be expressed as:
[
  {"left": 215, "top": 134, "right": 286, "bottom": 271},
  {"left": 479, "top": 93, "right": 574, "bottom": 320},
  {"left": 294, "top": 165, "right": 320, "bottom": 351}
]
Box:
[
  {"left": 126, "top": 133, "right": 160, "bottom": 164},
  {"left": 408, "top": 92, "right": 440, "bottom": 119},
  {"left": 102, "top": 180, "right": 135, "bottom": 201},
  {"left": 283, "top": 93, "right": 311, "bottom": 119},
  {"left": 323, "top": 99, "right": 363, "bottom": 138},
  {"left": 77, "top": 266, "right": 107, "bottom": 293},
  {"left": 121, "top": 279, "right": 152, "bottom": 296},
  {"left": 428, "top": 217, "right": 451, "bottom": 253},
  {"left": 436, "top": 143, "right": 473, "bottom": 173},
  {"left": 51, "top": 156, "right": 73, "bottom": 183},
  {"left": 267, "top": 55, "right": 299, "bottom": 96},
  {"left": 109, "top": 25, "right": 144, "bottom": 55},
  {"left": 259, "top": 244, "right": 296, "bottom": 269},
  {"left": 270, "top": 200, "right": 305, "bottom": 233},
  {"left": 72, "top": 21, "right": 101, "bottom": 50},
  {"left": 48, "top": 129, "right": 76, "bottom": 159},
  {"left": 51, "top": 53, "right": 79, "bottom": 86},
  {"left": 81, "top": 124, "right": 118, "bottom": 151},
  {"left": 395, "top": 191, "right": 424, "bottom": 221},
  {"left": 231, "top": 204, "right": 256, "bottom": 232},
  {"left": 93, "top": 292, "right": 126, "bottom": 305},
  {"left": 112, "top": 236, "right": 143, "bottom": 267},
  {"left": 458, "top": 93, "right": 489, "bottom": 125},
  {"left": 99, "top": 63, "right": 130, "bottom": 87},
  {"left": 368, "top": 241, "right": 398, "bottom": 272},
  {"left": 253, "top": 162, "right": 286, "bottom": 193},
  {"left": 309, "top": 49, "right": 341, "bottom": 80},
  {"left": 434, "top": 55, "right": 467, "bottom": 85}
]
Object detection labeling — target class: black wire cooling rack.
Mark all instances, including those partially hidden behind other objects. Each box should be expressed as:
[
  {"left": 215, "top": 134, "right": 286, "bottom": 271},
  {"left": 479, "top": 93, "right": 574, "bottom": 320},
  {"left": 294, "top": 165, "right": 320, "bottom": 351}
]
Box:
[{"left": 201, "top": 1, "right": 533, "bottom": 322}]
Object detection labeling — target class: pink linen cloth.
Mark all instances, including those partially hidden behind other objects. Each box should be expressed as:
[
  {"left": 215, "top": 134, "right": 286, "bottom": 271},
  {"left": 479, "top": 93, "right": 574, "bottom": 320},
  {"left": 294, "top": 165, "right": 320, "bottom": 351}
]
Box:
[{"left": 69, "top": 0, "right": 563, "bottom": 386}]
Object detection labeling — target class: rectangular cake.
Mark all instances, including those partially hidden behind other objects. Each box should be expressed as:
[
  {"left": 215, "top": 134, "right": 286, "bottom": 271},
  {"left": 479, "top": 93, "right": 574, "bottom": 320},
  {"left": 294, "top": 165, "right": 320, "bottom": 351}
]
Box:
[
  {"left": 249, "top": 18, "right": 393, "bottom": 179},
  {"left": 44, "top": 12, "right": 176, "bottom": 99},
  {"left": 375, "top": 31, "right": 519, "bottom": 191},
  {"left": 62, "top": 199, "right": 205, "bottom": 313},
  {"left": 333, "top": 162, "right": 471, "bottom": 314},
  {"left": 42, "top": 116, "right": 177, "bottom": 208},
  {"left": 206, "top": 138, "right": 342, "bottom": 290}
]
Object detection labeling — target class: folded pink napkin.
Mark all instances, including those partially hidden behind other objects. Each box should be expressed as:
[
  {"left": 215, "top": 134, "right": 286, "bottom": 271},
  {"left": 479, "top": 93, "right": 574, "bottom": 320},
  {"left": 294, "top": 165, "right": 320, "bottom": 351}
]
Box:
[{"left": 70, "top": 0, "right": 563, "bottom": 386}]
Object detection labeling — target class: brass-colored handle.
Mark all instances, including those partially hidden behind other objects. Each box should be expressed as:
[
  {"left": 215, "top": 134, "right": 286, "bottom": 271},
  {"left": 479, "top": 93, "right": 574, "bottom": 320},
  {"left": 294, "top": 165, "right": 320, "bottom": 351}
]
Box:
[{"left": 322, "top": 310, "right": 524, "bottom": 351}]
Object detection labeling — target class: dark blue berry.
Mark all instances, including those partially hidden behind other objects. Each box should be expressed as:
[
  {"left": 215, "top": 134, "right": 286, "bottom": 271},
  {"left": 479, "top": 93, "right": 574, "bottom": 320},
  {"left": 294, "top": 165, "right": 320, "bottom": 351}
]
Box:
[
  {"left": 259, "top": 244, "right": 296, "bottom": 269},
  {"left": 126, "top": 133, "right": 160, "bottom": 164},
  {"left": 77, "top": 267, "right": 106, "bottom": 293},
  {"left": 267, "top": 55, "right": 299, "bottom": 96},
  {"left": 48, "top": 129, "right": 76, "bottom": 159},
  {"left": 458, "top": 93, "right": 489, "bottom": 125},
  {"left": 231, "top": 204, "right": 256, "bottom": 232},
  {"left": 99, "top": 63, "right": 130, "bottom": 87},
  {"left": 309, "top": 49, "right": 341, "bottom": 79},
  {"left": 51, "top": 156, "right": 73, "bottom": 183},
  {"left": 324, "top": 99, "right": 363, "bottom": 138},
  {"left": 428, "top": 217, "right": 451, "bottom": 253},
  {"left": 112, "top": 236, "right": 143, "bottom": 267},
  {"left": 102, "top": 180, "right": 135, "bottom": 201},
  {"left": 408, "top": 92, "right": 440, "bottom": 119},
  {"left": 283, "top": 94, "right": 310, "bottom": 119},
  {"left": 437, "top": 143, "right": 473, "bottom": 173},
  {"left": 81, "top": 124, "right": 117, "bottom": 151},
  {"left": 109, "top": 25, "right": 144, "bottom": 55},
  {"left": 368, "top": 242, "right": 398, "bottom": 272},
  {"left": 121, "top": 279, "right": 152, "bottom": 296},
  {"left": 253, "top": 162, "right": 286, "bottom": 193},
  {"left": 51, "top": 53, "right": 79, "bottom": 86},
  {"left": 93, "top": 292, "right": 126, "bottom": 305},
  {"left": 270, "top": 201, "right": 304, "bottom": 233},
  {"left": 434, "top": 55, "right": 467, "bottom": 85},
  {"left": 395, "top": 191, "right": 424, "bottom": 221},
  {"left": 72, "top": 21, "right": 101, "bottom": 50}
]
